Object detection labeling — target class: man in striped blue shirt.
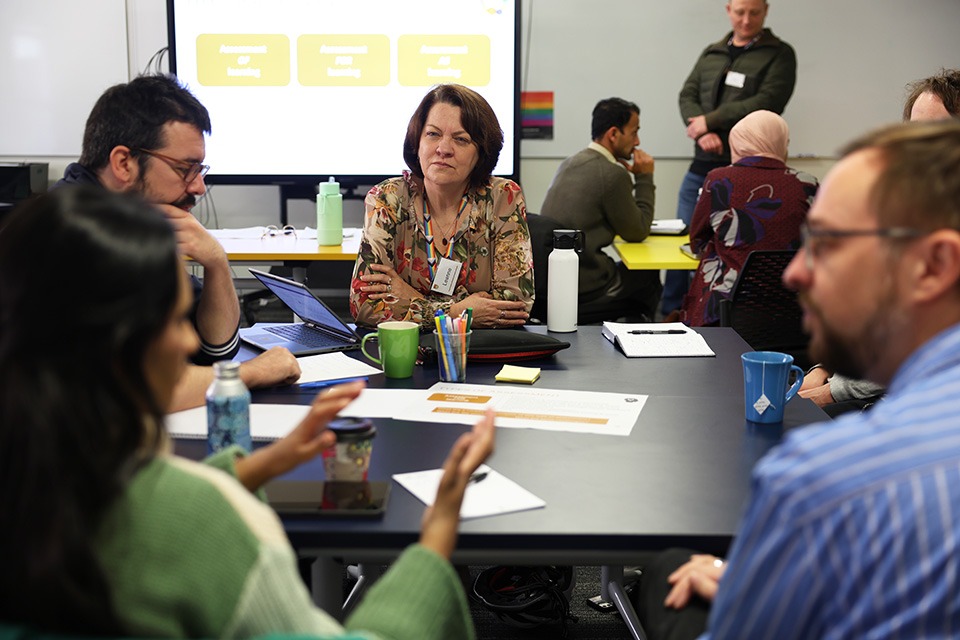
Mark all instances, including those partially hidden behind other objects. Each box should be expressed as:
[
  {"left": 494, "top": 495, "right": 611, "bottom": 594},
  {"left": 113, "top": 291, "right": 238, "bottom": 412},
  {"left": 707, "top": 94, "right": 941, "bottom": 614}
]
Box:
[{"left": 645, "top": 120, "right": 960, "bottom": 639}]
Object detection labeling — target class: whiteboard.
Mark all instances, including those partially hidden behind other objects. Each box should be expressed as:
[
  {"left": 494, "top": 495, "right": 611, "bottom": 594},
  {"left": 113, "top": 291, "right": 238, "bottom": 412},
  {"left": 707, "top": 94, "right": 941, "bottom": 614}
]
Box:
[
  {"left": 0, "top": 1, "right": 129, "bottom": 156},
  {"left": 521, "top": 0, "right": 960, "bottom": 159}
]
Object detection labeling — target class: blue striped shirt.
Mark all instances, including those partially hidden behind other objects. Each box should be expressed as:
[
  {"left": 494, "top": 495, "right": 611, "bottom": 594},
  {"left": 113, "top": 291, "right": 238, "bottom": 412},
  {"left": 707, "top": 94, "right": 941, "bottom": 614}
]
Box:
[{"left": 703, "top": 323, "right": 960, "bottom": 639}]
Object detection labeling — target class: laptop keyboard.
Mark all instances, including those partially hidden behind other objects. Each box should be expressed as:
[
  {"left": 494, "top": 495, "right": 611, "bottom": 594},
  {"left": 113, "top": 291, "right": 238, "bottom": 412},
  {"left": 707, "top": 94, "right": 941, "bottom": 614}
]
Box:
[{"left": 264, "top": 324, "right": 344, "bottom": 348}]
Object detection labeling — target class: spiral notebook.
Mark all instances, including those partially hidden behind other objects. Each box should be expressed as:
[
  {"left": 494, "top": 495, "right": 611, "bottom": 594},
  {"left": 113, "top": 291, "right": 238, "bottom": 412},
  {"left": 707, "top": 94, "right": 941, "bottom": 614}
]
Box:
[{"left": 601, "top": 322, "right": 715, "bottom": 358}]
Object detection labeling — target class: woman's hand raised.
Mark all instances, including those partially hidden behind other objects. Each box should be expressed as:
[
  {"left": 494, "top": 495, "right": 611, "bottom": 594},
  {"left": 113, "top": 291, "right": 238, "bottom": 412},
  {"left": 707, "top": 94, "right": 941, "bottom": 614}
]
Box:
[
  {"left": 234, "top": 381, "right": 365, "bottom": 491},
  {"left": 419, "top": 408, "right": 496, "bottom": 559}
]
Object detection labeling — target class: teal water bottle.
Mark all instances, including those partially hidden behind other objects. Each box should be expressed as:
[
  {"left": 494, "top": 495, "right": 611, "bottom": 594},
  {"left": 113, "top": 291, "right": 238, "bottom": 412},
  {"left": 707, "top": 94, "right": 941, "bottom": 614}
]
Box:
[
  {"left": 317, "top": 176, "right": 343, "bottom": 246},
  {"left": 206, "top": 361, "right": 251, "bottom": 454}
]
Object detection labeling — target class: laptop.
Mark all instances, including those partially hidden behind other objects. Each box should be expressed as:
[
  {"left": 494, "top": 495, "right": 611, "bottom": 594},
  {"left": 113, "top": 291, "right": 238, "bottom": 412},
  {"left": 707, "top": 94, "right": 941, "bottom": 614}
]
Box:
[{"left": 239, "top": 269, "right": 361, "bottom": 356}]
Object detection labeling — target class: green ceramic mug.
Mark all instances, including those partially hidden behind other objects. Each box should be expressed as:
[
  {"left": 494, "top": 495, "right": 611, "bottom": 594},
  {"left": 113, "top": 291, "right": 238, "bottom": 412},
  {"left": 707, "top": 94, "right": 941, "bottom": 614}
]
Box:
[{"left": 360, "top": 321, "right": 420, "bottom": 378}]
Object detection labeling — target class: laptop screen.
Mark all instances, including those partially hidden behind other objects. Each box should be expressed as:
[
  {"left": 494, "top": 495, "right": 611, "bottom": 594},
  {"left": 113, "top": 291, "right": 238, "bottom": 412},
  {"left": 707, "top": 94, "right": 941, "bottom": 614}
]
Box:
[{"left": 249, "top": 269, "right": 357, "bottom": 340}]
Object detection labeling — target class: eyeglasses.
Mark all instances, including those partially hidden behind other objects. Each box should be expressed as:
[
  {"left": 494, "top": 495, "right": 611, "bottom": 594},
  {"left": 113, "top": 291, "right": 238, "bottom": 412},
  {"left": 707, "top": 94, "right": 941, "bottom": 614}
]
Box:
[
  {"left": 799, "top": 223, "right": 926, "bottom": 269},
  {"left": 136, "top": 148, "right": 210, "bottom": 184},
  {"left": 260, "top": 224, "right": 298, "bottom": 239}
]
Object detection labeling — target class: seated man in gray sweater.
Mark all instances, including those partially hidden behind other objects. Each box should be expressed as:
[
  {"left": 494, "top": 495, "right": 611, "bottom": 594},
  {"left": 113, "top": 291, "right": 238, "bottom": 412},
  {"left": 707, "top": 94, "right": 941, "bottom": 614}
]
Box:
[{"left": 540, "top": 97, "right": 661, "bottom": 322}]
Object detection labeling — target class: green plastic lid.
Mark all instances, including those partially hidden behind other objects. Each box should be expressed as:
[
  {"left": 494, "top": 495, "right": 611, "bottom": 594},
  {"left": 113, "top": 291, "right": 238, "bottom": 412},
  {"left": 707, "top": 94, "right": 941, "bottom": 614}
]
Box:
[{"left": 318, "top": 177, "right": 340, "bottom": 195}]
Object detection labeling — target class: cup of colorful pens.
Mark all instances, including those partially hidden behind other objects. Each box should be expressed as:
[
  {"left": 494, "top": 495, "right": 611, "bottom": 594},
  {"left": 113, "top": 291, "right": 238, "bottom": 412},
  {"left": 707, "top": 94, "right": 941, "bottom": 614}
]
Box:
[{"left": 434, "top": 309, "right": 472, "bottom": 382}]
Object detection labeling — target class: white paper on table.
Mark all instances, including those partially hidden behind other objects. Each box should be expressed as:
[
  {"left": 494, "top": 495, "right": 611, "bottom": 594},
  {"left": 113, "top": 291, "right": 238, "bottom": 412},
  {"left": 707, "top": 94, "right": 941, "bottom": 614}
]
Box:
[
  {"left": 393, "top": 464, "right": 545, "bottom": 520},
  {"left": 166, "top": 404, "right": 311, "bottom": 440},
  {"left": 649, "top": 218, "right": 688, "bottom": 235},
  {"left": 209, "top": 226, "right": 360, "bottom": 241},
  {"left": 338, "top": 388, "right": 427, "bottom": 419},
  {"left": 296, "top": 352, "right": 382, "bottom": 384},
  {"left": 401, "top": 383, "right": 644, "bottom": 436}
]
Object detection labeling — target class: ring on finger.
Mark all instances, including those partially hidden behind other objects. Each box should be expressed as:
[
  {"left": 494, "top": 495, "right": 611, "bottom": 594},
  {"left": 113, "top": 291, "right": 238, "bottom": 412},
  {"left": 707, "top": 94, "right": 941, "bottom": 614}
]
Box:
[
  {"left": 387, "top": 284, "right": 392, "bottom": 292},
  {"left": 499, "top": 309, "right": 505, "bottom": 319}
]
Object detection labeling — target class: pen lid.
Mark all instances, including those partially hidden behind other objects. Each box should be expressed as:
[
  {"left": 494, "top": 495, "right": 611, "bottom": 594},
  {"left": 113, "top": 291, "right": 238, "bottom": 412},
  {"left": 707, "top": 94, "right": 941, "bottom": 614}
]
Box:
[{"left": 328, "top": 417, "right": 376, "bottom": 442}]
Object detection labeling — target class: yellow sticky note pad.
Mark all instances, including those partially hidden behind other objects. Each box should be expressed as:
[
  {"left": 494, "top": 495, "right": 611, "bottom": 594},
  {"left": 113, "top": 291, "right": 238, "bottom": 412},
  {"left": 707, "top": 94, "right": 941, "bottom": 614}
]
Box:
[{"left": 495, "top": 365, "right": 541, "bottom": 385}]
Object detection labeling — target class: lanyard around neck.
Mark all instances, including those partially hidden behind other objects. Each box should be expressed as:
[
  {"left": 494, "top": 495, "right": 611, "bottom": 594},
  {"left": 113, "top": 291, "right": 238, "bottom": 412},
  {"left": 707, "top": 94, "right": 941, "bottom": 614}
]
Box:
[{"left": 423, "top": 194, "right": 468, "bottom": 280}]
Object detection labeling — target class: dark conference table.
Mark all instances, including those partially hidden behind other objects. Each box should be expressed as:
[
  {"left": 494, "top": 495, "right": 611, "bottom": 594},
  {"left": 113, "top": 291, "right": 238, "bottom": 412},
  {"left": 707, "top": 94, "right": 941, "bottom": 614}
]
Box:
[{"left": 176, "top": 326, "right": 827, "bottom": 636}]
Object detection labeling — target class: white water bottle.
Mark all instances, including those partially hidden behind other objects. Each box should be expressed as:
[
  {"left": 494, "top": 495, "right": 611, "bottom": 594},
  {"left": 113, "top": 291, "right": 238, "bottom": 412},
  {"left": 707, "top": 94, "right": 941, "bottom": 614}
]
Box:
[{"left": 547, "top": 229, "right": 581, "bottom": 333}]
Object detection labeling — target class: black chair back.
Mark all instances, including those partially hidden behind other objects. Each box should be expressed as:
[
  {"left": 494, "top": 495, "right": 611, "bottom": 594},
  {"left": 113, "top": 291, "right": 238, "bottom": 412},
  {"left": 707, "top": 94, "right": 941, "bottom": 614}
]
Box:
[
  {"left": 719, "top": 250, "right": 811, "bottom": 369},
  {"left": 526, "top": 213, "right": 565, "bottom": 323}
]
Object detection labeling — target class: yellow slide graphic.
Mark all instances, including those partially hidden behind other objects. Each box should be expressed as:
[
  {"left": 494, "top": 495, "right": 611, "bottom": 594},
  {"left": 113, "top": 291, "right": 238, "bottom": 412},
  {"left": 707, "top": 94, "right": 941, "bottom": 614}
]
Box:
[
  {"left": 398, "top": 35, "right": 491, "bottom": 86},
  {"left": 197, "top": 34, "right": 290, "bottom": 86},
  {"left": 298, "top": 35, "right": 390, "bottom": 86}
]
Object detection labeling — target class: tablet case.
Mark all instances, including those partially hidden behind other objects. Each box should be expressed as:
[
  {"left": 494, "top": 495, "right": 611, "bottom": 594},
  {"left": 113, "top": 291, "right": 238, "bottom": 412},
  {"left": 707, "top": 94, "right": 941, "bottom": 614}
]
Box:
[{"left": 419, "top": 329, "right": 570, "bottom": 363}]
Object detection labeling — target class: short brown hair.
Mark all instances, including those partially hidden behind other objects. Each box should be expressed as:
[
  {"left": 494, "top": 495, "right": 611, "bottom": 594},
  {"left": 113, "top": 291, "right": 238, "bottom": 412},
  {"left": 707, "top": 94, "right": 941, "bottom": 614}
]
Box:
[
  {"left": 841, "top": 120, "right": 960, "bottom": 231},
  {"left": 902, "top": 69, "right": 960, "bottom": 121},
  {"left": 403, "top": 84, "right": 503, "bottom": 190}
]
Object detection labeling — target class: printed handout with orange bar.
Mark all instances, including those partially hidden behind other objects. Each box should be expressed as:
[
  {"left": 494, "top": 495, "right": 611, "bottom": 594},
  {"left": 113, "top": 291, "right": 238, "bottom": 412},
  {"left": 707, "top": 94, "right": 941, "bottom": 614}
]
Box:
[{"left": 342, "top": 383, "right": 645, "bottom": 436}]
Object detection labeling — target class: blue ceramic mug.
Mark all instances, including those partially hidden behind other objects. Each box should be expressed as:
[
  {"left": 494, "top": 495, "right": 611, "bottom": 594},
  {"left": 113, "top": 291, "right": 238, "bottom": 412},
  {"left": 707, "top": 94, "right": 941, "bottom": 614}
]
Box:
[{"left": 741, "top": 351, "right": 804, "bottom": 424}]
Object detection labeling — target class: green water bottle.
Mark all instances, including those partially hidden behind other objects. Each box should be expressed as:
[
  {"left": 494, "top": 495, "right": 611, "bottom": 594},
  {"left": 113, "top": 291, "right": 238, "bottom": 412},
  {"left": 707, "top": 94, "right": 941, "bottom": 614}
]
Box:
[{"left": 317, "top": 176, "right": 343, "bottom": 246}]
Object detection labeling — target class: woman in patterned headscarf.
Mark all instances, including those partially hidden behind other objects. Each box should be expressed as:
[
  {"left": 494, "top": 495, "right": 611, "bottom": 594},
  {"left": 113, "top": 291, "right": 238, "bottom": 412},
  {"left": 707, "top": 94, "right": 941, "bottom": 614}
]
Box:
[{"left": 680, "top": 110, "right": 818, "bottom": 326}]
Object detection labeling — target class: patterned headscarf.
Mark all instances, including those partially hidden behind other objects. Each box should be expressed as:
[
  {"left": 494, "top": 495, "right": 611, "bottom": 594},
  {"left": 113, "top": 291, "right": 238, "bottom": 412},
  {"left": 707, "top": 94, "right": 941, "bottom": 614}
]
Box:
[{"left": 729, "top": 110, "right": 790, "bottom": 163}]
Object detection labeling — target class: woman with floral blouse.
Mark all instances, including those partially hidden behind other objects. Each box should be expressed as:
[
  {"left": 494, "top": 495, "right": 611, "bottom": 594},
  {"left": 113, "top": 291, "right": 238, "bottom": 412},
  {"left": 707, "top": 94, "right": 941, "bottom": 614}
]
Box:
[{"left": 350, "top": 84, "right": 534, "bottom": 329}]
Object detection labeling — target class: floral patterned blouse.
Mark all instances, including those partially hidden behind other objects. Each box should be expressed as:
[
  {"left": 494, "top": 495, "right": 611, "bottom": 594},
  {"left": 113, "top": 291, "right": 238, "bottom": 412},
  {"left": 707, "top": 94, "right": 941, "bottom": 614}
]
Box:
[
  {"left": 350, "top": 172, "right": 535, "bottom": 328},
  {"left": 680, "top": 156, "right": 818, "bottom": 327}
]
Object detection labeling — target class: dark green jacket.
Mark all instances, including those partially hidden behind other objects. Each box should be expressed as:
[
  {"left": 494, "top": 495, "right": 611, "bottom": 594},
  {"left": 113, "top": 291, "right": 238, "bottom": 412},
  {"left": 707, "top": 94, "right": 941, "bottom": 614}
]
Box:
[{"left": 678, "top": 28, "right": 797, "bottom": 165}]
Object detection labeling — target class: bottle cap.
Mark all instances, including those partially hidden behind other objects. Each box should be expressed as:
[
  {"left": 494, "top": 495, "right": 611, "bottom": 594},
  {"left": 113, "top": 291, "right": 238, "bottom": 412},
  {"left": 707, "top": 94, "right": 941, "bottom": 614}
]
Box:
[
  {"left": 328, "top": 417, "right": 377, "bottom": 442},
  {"left": 552, "top": 229, "right": 580, "bottom": 250},
  {"left": 318, "top": 176, "right": 340, "bottom": 196},
  {"left": 212, "top": 360, "right": 241, "bottom": 378}
]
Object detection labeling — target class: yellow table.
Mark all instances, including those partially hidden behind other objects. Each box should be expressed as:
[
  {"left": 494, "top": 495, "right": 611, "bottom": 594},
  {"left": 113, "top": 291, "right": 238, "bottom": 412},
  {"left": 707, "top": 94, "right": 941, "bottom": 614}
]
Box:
[
  {"left": 613, "top": 234, "right": 699, "bottom": 270},
  {"left": 187, "top": 227, "right": 360, "bottom": 283},
  {"left": 214, "top": 229, "right": 360, "bottom": 263}
]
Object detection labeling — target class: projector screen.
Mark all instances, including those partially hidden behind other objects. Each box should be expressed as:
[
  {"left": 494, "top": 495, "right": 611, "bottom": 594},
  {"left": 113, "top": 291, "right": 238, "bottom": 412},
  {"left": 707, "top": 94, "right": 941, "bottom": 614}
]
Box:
[{"left": 167, "top": 0, "right": 520, "bottom": 189}]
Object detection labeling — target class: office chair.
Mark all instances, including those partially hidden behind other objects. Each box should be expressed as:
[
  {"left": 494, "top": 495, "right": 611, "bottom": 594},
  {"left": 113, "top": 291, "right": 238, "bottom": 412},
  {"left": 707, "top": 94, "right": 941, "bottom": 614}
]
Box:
[{"left": 719, "top": 250, "right": 811, "bottom": 369}]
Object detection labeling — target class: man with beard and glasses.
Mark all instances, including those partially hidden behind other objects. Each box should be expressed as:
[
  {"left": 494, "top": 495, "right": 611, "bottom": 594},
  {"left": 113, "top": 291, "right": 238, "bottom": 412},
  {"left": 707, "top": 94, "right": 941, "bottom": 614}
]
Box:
[
  {"left": 55, "top": 74, "right": 299, "bottom": 412},
  {"left": 633, "top": 120, "right": 960, "bottom": 639}
]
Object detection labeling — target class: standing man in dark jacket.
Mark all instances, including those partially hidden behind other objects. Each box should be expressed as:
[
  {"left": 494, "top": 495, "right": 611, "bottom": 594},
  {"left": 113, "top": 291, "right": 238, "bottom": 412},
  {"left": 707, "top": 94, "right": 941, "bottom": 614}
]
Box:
[{"left": 661, "top": 0, "right": 796, "bottom": 318}]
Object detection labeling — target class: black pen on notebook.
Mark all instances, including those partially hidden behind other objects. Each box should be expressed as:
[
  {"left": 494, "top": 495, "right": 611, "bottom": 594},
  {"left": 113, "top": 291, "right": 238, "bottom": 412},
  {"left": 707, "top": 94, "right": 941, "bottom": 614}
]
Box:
[
  {"left": 468, "top": 471, "right": 488, "bottom": 484},
  {"left": 628, "top": 329, "right": 687, "bottom": 335}
]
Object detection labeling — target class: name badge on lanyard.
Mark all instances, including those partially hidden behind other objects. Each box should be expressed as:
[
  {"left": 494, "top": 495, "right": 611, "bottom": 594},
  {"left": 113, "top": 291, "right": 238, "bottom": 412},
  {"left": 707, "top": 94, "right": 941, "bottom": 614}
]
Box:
[
  {"left": 423, "top": 194, "right": 468, "bottom": 297},
  {"left": 430, "top": 257, "right": 462, "bottom": 295}
]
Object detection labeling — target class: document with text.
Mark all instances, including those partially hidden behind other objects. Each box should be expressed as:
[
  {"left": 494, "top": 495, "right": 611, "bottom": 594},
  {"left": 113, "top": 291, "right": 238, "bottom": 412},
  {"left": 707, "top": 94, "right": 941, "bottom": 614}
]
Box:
[{"left": 379, "top": 383, "right": 645, "bottom": 436}]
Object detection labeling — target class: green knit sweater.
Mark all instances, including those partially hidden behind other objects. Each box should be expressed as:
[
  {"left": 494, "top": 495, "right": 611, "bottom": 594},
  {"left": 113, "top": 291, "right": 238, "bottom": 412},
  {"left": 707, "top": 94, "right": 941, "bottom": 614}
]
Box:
[{"left": 87, "top": 450, "right": 474, "bottom": 639}]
